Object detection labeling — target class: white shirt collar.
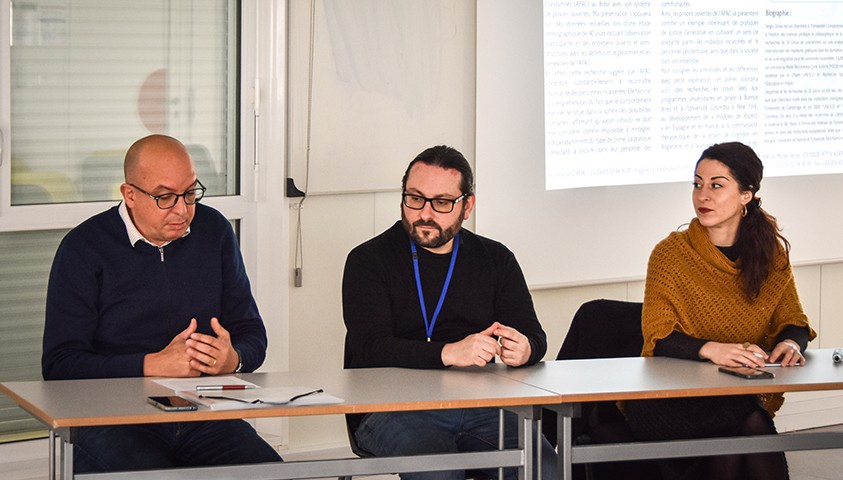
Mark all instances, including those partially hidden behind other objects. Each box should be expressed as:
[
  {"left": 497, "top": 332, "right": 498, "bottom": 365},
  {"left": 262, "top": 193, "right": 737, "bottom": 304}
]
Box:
[{"left": 118, "top": 201, "right": 190, "bottom": 248}]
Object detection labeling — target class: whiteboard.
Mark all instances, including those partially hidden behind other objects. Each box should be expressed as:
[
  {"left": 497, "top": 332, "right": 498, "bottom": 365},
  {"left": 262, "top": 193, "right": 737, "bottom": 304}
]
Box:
[{"left": 286, "top": 0, "right": 475, "bottom": 195}]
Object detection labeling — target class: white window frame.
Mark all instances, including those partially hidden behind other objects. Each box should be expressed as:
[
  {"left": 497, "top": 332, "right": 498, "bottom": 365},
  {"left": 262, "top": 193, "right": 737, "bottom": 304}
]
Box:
[
  {"left": 0, "top": 0, "right": 290, "bottom": 446},
  {"left": 0, "top": 0, "right": 280, "bottom": 345},
  {"left": 0, "top": 0, "right": 257, "bottom": 259}
]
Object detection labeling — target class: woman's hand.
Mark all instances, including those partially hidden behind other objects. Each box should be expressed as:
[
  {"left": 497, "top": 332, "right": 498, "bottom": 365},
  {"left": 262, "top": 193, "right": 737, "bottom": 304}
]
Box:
[
  {"left": 768, "top": 340, "right": 805, "bottom": 367},
  {"left": 699, "top": 341, "right": 767, "bottom": 368}
]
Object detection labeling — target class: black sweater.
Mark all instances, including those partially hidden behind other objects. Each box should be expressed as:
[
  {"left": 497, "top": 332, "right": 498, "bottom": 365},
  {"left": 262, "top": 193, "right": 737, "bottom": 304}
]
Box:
[{"left": 342, "top": 222, "right": 546, "bottom": 369}]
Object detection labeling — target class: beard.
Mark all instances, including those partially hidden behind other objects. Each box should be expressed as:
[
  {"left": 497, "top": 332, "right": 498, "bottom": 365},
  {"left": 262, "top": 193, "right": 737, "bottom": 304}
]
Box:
[{"left": 401, "top": 206, "right": 465, "bottom": 250}]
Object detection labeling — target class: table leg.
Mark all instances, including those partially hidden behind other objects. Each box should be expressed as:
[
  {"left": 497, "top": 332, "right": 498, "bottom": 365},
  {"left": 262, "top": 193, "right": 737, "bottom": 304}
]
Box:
[
  {"left": 502, "top": 405, "right": 536, "bottom": 480},
  {"left": 499, "top": 408, "right": 505, "bottom": 480},
  {"left": 521, "top": 408, "right": 534, "bottom": 480},
  {"left": 558, "top": 414, "right": 571, "bottom": 480},
  {"left": 553, "top": 404, "right": 578, "bottom": 480},
  {"left": 56, "top": 428, "right": 74, "bottom": 480},
  {"left": 535, "top": 408, "right": 543, "bottom": 480},
  {"left": 49, "top": 430, "right": 56, "bottom": 480}
]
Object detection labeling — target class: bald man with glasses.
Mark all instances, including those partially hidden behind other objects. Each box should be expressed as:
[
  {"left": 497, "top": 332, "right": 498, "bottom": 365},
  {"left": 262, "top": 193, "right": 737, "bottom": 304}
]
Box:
[{"left": 42, "top": 134, "right": 281, "bottom": 473}]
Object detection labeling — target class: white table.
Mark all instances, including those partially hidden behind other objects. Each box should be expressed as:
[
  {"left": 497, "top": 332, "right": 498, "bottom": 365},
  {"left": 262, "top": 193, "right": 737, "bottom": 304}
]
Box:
[
  {"left": 489, "top": 349, "right": 843, "bottom": 480},
  {"left": 1, "top": 366, "right": 561, "bottom": 480}
]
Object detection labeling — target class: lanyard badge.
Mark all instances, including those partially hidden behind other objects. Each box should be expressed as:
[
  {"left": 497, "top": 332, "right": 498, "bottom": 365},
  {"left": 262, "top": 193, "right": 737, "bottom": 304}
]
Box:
[{"left": 410, "top": 232, "right": 460, "bottom": 342}]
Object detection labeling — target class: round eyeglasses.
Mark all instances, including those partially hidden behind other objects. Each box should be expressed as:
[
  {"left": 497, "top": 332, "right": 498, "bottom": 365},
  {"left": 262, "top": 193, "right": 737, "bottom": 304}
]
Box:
[
  {"left": 402, "top": 193, "right": 466, "bottom": 214},
  {"left": 129, "top": 180, "right": 206, "bottom": 209}
]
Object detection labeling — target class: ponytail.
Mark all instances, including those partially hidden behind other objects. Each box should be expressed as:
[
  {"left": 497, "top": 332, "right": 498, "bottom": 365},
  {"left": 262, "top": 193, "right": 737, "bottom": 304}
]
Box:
[{"left": 735, "top": 197, "right": 790, "bottom": 300}]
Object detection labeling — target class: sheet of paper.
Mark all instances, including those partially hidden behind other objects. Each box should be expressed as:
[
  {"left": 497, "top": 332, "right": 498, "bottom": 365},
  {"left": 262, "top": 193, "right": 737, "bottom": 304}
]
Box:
[
  {"left": 152, "top": 376, "right": 259, "bottom": 391},
  {"left": 203, "top": 386, "right": 340, "bottom": 405},
  {"left": 177, "top": 386, "right": 344, "bottom": 410}
]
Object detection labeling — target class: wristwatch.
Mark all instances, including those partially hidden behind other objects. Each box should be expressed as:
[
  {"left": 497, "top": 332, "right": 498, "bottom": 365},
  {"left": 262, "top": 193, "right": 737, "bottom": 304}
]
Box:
[{"left": 234, "top": 348, "right": 244, "bottom": 373}]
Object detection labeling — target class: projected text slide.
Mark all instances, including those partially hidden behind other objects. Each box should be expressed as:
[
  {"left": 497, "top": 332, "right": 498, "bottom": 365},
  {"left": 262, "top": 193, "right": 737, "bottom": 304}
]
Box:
[{"left": 545, "top": 0, "right": 843, "bottom": 190}]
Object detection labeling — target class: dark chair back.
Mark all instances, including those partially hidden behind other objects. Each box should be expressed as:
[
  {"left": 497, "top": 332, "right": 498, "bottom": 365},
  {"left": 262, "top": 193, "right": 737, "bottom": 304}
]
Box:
[
  {"left": 556, "top": 299, "right": 644, "bottom": 360},
  {"left": 544, "top": 299, "right": 662, "bottom": 480}
]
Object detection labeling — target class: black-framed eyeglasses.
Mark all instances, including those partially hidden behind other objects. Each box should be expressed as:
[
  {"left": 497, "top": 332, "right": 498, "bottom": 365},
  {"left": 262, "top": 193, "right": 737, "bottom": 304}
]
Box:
[
  {"left": 129, "top": 180, "right": 206, "bottom": 210},
  {"left": 402, "top": 192, "right": 466, "bottom": 214}
]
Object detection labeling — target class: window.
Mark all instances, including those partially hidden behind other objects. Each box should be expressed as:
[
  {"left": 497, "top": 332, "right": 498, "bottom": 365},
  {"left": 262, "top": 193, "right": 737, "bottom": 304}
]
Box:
[
  {"left": 10, "top": 0, "right": 238, "bottom": 205},
  {"left": 0, "top": 229, "right": 67, "bottom": 441},
  {"left": 0, "top": 0, "right": 247, "bottom": 442}
]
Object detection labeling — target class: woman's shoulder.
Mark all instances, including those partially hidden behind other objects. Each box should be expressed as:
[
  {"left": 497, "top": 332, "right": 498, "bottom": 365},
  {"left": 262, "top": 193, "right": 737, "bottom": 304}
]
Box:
[
  {"left": 771, "top": 243, "right": 793, "bottom": 272},
  {"left": 650, "top": 223, "right": 692, "bottom": 255}
]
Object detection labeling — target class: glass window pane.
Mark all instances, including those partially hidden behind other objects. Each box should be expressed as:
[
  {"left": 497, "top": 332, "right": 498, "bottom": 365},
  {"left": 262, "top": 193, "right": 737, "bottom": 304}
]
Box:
[
  {"left": 0, "top": 229, "right": 67, "bottom": 441},
  {"left": 10, "top": 0, "right": 238, "bottom": 206}
]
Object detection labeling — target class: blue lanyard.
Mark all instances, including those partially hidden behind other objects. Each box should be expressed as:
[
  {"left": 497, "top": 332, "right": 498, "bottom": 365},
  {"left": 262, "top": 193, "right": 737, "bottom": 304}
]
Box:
[{"left": 410, "top": 232, "right": 460, "bottom": 342}]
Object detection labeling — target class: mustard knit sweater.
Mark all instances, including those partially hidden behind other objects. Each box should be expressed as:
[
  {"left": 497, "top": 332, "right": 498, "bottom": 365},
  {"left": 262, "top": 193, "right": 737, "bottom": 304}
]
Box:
[{"left": 642, "top": 219, "right": 816, "bottom": 413}]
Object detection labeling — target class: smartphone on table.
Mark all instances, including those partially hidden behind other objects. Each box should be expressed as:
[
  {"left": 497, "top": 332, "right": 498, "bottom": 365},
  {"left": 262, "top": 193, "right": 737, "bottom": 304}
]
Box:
[
  {"left": 718, "top": 366, "right": 775, "bottom": 380},
  {"left": 147, "top": 395, "right": 198, "bottom": 411}
]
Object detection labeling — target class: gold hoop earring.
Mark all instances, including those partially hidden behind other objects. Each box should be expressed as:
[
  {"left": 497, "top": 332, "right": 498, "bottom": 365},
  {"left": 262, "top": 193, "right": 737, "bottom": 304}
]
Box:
[{"left": 741, "top": 205, "right": 748, "bottom": 217}]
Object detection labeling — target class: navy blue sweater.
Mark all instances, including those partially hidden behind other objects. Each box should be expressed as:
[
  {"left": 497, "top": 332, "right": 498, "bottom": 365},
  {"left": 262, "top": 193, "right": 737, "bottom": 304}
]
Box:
[{"left": 42, "top": 203, "right": 267, "bottom": 380}]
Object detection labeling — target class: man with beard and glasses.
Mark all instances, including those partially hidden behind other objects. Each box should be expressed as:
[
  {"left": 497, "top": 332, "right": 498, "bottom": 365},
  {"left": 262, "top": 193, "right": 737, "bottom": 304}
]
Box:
[{"left": 341, "top": 145, "right": 555, "bottom": 480}]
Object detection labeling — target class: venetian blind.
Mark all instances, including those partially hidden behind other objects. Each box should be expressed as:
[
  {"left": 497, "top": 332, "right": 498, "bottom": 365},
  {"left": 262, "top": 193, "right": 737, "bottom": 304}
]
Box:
[
  {"left": 10, "top": 0, "right": 236, "bottom": 206},
  {"left": 0, "top": 229, "right": 66, "bottom": 441}
]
